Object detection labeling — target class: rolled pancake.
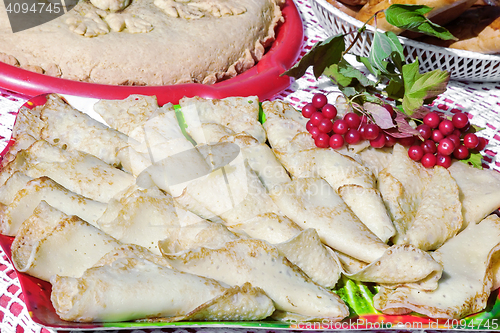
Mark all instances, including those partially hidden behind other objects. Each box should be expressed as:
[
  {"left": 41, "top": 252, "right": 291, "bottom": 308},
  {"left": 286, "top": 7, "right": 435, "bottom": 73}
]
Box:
[
  {"left": 357, "top": 146, "right": 394, "bottom": 178},
  {"left": 164, "top": 238, "right": 349, "bottom": 321},
  {"left": 262, "top": 100, "right": 395, "bottom": 243},
  {"left": 160, "top": 221, "right": 342, "bottom": 289},
  {"left": 219, "top": 134, "right": 291, "bottom": 191},
  {"left": 374, "top": 214, "right": 500, "bottom": 319},
  {"left": 10, "top": 105, "right": 45, "bottom": 143},
  {"left": 345, "top": 244, "right": 442, "bottom": 289},
  {"left": 448, "top": 160, "right": 500, "bottom": 229},
  {"left": 228, "top": 212, "right": 303, "bottom": 243},
  {"left": 97, "top": 187, "right": 203, "bottom": 255},
  {"left": 93, "top": 95, "right": 160, "bottom": 136},
  {"left": 159, "top": 220, "right": 240, "bottom": 253},
  {"left": 51, "top": 256, "right": 274, "bottom": 322},
  {"left": 0, "top": 132, "right": 36, "bottom": 169},
  {"left": 0, "top": 176, "right": 107, "bottom": 236},
  {"left": 269, "top": 177, "right": 389, "bottom": 263},
  {"left": 120, "top": 107, "right": 215, "bottom": 197},
  {"left": 0, "top": 171, "right": 32, "bottom": 205},
  {"left": 174, "top": 161, "right": 282, "bottom": 225},
  {"left": 0, "top": 140, "right": 135, "bottom": 203},
  {"left": 403, "top": 166, "right": 463, "bottom": 250},
  {"left": 179, "top": 96, "right": 266, "bottom": 144},
  {"left": 377, "top": 144, "right": 432, "bottom": 242},
  {"left": 23, "top": 94, "right": 130, "bottom": 167},
  {"left": 11, "top": 205, "right": 122, "bottom": 281}
]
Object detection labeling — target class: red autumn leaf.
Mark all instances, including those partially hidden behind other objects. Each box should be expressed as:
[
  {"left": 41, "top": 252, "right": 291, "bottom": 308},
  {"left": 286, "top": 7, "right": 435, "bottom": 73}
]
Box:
[
  {"left": 363, "top": 102, "right": 396, "bottom": 129},
  {"left": 393, "top": 112, "right": 421, "bottom": 137}
]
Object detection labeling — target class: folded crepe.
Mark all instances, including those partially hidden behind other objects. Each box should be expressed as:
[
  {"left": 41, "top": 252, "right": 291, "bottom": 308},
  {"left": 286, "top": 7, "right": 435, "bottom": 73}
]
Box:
[
  {"left": 269, "top": 176, "right": 389, "bottom": 263},
  {"left": 179, "top": 96, "right": 266, "bottom": 144},
  {"left": 228, "top": 213, "right": 303, "bottom": 243},
  {"left": 218, "top": 134, "right": 291, "bottom": 191},
  {"left": 269, "top": 177, "right": 442, "bottom": 286},
  {"left": 174, "top": 160, "right": 282, "bottom": 225},
  {"left": 11, "top": 203, "right": 122, "bottom": 281},
  {"left": 163, "top": 238, "right": 349, "bottom": 322},
  {"left": 117, "top": 106, "right": 218, "bottom": 198},
  {"left": 97, "top": 187, "right": 204, "bottom": 255},
  {"left": 0, "top": 171, "right": 32, "bottom": 205},
  {"left": 345, "top": 244, "right": 442, "bottom": 290},
  {"left": 374, "top": 214, "right": 500, "bottom": 319},
  {"left": 0, "top": 176, "right": 107, "bottom": 236},
  {"left": 448, "top": 160, "right": 500, "bottom": 229},
  {"left": 51, "top": 255, "right": 275, "bottom": 322},
  {"left": 377, "top": 144, "right": 433, "bottom": 243},
  {"left": 0, "top": 132, "right": 36, "bottom": 169},
  {"left": 357, "top": 146, "right": 394, "bottom": 179},
  {"left": 229, "top": 214, "right": 344, "bottom": 288},
  {"left": 403, "top": 166, "right": 463, "bottom": 250},
  {"left": 159, "top": 220, "right": 342, "bottom": 289},
  {"left": 0, "top": 140, "right": 135, "bottom": 203},
  {"left": 13, "top": 94, "right": 129, "bottom": 167},
  {"left": 93, "top": 94, "right": 160, "bottom": 136},
  {"left": 262, "top": 100, "right": 395, "bottom": 243}
]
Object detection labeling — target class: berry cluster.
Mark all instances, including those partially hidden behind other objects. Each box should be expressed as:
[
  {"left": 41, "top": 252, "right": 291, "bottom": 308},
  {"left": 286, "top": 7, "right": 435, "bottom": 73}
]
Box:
[
  {"left": 303, "top": 93, "right": 397, "bottom": 150},
  {"left": 407, "top": 111, "right": 486, "bottom": 168},
  {"left": 302, "top": 93, "right": 486, "bottom": 169}
]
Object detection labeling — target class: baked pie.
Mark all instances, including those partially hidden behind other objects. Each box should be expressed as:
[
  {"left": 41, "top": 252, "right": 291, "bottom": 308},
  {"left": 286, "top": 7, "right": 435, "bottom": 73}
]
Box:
[{"left": 0, "top": 0, "right": 284, "bottom": 85}]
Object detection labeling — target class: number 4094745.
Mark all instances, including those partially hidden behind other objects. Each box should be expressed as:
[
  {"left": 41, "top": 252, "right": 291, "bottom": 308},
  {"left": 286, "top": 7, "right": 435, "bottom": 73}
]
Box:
[
  {"left": 5, "top": 2, "right": 61, "bottom": 14},
  {"left": 444, "top": 319, "right": 499, "bottom": 329}
]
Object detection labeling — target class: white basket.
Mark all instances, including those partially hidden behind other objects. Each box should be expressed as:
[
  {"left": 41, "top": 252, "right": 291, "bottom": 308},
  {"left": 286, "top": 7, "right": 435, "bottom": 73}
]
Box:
[{"left": 309, "top": 0, "right": 500, "bottom": 82}]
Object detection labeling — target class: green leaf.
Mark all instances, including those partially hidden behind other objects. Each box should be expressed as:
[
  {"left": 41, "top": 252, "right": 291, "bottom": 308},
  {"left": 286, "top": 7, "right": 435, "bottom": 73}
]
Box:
[
  {"left": 386, "top": 32, "right": 404, "bottom": 72},
  {"left": 402, "top": 59, "right": 449, "bottom": 115},
  {"left": 258, "top": 103, "right": 266, "bottom": 124},
  {"left": 282, "top": 35, "right": 345, "bottom": 79},
  {"left": 385, "top": 4, "right": 457, "bottom": 40},
  {"left": 385, "top": 78, "right": 405, "bottom": 100},
  {"left": 460, "top": 152, "right": 483, "bottom": 169},
  {"left": 336, "top": 276, "right": 378, "bottom": 315},
  {"left": 357, "top": 56, "right": 380, "bottom": 77},
  {"left": 369, "top": 31, "right": 395, "bottom": 75},
  {"left": 325, "top": 58, "right": 377, "bottom": 88},
  {"left": 324, "top": 64, "right": 353, "bottom": 87}
]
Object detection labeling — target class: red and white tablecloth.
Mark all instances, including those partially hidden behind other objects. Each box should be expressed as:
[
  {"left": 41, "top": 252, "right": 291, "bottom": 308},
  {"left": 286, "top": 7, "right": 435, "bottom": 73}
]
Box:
[{"left": 0, "top": 0, "right": 499, "bottom": 332}]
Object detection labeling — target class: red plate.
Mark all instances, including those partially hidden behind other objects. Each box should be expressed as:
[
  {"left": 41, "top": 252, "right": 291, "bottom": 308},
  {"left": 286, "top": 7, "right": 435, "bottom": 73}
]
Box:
[
  {"left": 3, "top": 96, "right": 500, "bottom": 331},
  {"left": 0, "top": 0, "right": 303, "bottom": 105}
]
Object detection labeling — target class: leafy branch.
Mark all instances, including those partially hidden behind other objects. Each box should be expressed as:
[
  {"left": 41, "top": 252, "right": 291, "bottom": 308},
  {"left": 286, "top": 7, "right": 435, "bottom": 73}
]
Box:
[
  {"left": 284, "top": 4, "right": 453, "bottom": 118},
  {"left": 283, "top": 5, "right": 485, "bottom": 168}
]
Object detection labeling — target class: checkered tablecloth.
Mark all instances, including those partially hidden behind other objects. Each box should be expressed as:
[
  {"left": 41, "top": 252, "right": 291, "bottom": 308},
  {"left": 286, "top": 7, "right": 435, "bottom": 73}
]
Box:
[{"left": 0, "top": 0, "right": 499, "bottom": 332}]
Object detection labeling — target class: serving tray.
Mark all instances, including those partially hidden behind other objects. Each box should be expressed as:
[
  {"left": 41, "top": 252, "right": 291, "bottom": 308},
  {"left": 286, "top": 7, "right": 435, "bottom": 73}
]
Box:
[
  {"left": 0, "top": 0, "right": 303, "bottom": 105},
  {"left": 1, "top": 94, "right": 500, "bottom": 331},
  {"left": 309, "top": 0, "right": 500, "bottom": 82}
]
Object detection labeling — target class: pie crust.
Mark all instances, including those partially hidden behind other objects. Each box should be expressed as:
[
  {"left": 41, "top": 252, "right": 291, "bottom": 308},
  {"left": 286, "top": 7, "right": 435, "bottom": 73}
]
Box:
[{"left": 0, "top": 0, "right": 284, "bottom": 85}]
